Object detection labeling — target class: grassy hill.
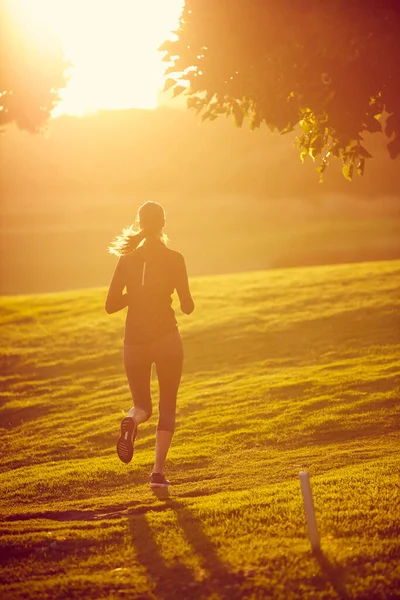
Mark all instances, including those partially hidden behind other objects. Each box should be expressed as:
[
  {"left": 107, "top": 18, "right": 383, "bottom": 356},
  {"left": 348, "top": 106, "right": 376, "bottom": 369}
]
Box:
[{"left": 0, "top": 260, "right": 399, "bottom": 599}]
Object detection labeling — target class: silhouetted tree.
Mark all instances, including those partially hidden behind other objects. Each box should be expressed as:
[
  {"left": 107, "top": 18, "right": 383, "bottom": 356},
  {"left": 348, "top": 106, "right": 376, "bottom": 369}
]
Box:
[
  {"left": 160, "top": 0, "right": 400, "bottom": 180},
  {"left": 0, "top": 0, "right": 67, "bottom": 133}
]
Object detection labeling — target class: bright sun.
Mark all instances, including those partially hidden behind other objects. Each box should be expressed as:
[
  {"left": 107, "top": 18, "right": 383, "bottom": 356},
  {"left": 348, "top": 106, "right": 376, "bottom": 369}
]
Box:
[{"left": 16, "top": 0, "right": 184, "bottom": 117}]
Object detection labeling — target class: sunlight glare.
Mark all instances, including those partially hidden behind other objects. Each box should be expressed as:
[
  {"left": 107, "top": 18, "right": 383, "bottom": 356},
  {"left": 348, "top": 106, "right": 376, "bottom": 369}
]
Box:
[{"left": 13, "top": 0, "right": 184, "bottom": 116}]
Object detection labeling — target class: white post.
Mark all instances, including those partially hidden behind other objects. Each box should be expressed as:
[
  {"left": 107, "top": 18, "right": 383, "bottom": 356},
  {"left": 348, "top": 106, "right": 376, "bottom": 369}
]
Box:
[{"left": 299, "top": 471, "right": 320, "bottom": 551}]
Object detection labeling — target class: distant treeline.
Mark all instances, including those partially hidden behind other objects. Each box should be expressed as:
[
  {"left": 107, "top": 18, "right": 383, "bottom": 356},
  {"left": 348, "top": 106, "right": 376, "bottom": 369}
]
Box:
[
  {"left": 1, "top": 107, "right": 399, "bottom": 294},
  {"left": 1, "top": 107, "right": 400, "bottom": 216},
  {"left": 1, "top": 194, "right": 399, "bottom": 295}
]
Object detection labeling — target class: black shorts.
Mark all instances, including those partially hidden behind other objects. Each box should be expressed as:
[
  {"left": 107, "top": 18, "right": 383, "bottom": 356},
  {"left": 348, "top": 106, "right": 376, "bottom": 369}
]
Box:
[{"left": 124, "top": 331, "right": 183, "bottom": 432}]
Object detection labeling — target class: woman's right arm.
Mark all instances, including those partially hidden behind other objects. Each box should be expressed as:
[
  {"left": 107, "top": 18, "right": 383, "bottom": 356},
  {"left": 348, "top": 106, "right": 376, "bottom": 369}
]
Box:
[
  {"left": 105, "top": 256, "right": 129, "bottom": 314},
  {"left": 176, "top": 254, "right": 195, "bottom": 315}
]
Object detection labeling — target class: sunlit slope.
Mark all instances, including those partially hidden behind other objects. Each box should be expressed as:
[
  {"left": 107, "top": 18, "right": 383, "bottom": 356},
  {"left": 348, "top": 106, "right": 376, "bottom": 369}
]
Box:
[{"left": 0, "top": 260, "right": 399, "bottom": 599}]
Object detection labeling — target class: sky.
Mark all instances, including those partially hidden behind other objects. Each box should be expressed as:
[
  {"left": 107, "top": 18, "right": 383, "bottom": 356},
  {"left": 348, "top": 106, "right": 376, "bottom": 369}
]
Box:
[{"left": 13, "top": 0, "right": 184, "bottom": 116}]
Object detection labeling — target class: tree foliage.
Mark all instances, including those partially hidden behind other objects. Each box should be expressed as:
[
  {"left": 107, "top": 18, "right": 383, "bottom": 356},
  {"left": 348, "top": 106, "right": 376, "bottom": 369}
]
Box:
[
  {"left": 0, "top": 0, "right": 67, "bottom": 133},
  {"left": 160, "top": 0, "right": 400, "bottom": 180}
]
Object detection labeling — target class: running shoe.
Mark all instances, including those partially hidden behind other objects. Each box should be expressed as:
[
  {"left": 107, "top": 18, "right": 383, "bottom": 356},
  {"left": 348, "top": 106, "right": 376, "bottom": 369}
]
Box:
[
  {"left": 116, "top": 416, "right": 137, "bottom": 464},
  {"left": 149, "top": 472, "right": 171, "bottom": 488}
]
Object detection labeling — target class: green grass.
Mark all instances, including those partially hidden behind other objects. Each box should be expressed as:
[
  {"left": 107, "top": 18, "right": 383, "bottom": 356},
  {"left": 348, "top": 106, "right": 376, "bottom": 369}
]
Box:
[{"left": 1, "top": 260, "right": 399, "bottom": 599}]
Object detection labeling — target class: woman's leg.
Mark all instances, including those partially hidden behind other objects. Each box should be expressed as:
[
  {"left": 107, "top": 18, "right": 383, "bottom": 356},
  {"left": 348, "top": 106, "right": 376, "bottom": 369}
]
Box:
[
  {"left": 117, "top": 343, "right": 154, "bottom": 464},
  {"left": 117, "top": 344, "right": 154, "bottom": 464},
  {"left": 153, "top": 332, "right": 183, "bottom": 474},
  {"left": 124, "top": 344, "right": 153, "bottom": 423},
  {"left": 153, "top": 430, "right": 174, "bottom": 475}
]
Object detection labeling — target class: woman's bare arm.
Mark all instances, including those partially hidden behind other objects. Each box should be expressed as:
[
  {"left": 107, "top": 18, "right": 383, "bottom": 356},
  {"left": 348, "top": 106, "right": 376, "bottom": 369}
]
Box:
[
  {"left": 176, "top": 255, "right": 194, "bottom": 315},
  {"left": 105, "top": 257, "right": 129, "bottom": 314}
]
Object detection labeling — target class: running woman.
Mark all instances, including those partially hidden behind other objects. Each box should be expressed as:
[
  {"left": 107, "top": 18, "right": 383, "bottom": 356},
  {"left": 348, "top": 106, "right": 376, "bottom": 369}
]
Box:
[{"left": 105, "top": 201, "right": 194, "bottom": 488}]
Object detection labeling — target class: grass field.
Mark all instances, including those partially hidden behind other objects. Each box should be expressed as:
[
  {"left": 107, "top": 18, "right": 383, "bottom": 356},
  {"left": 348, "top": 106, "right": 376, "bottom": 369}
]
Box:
[{"left": 1, "top": 260, "right": 399, "bottom": 599}]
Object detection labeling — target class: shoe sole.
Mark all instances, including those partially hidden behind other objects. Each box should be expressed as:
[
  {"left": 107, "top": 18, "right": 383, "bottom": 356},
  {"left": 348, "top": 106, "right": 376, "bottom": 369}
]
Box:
[
  {"left": 150, "top": 482, "right": 170, "bottom": 489},
  {"left": 117, "top": 417, "right": 137, "bottom": 464}
]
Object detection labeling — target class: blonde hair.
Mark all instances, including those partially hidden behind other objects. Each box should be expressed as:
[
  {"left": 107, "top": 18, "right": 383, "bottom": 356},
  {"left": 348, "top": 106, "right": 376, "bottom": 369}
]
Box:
[{"left": 108, "top": 201, "right": 167, "bottom": 257}]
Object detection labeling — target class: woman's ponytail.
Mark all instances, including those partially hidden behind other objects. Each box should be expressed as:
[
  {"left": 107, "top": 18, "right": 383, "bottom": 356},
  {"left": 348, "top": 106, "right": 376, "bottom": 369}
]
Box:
[
  {"left": 108, "top": 201, "right": 167, "bottom": 257},
  {"left": 108, "top": 227, "right": 145, "bottom": 257}
]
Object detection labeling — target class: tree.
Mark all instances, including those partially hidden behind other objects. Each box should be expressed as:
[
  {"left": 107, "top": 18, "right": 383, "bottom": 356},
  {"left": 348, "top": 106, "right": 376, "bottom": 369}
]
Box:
[
  {"left": 160, "top": 0, "right": 400, "bottom": 180},
  {"left": 0, "top": 0, "right": 67, "bottom": 133}
]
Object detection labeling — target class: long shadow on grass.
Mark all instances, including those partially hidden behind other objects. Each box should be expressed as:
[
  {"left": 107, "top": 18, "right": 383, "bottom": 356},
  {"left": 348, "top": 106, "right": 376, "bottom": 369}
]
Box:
[
  {"left": 128, "top": 511, "right": 196, "bottom": 599},
  {"left": 0, "top": 403, "right": 55, "bottom": 429},
  {"left": 314, "top": 549, "right": 349, "bottom": 600},
  {"left": 183, "top": 306, "right": 398, "bottom": 376},
  {"left": 127, "top": 492, "right": 243, "bottom": 599}
]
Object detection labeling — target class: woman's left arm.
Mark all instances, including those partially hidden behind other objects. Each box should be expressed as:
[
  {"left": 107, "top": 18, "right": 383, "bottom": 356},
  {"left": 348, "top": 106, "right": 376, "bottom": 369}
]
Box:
[{"left": 105, "top": 256, "right": 129, "bottom": 314}]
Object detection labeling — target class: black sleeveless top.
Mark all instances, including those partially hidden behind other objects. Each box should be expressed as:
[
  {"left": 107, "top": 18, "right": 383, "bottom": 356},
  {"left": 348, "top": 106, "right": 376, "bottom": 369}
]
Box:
[{"left": 110, "top": 240, "right": 193, "bottom": 344}]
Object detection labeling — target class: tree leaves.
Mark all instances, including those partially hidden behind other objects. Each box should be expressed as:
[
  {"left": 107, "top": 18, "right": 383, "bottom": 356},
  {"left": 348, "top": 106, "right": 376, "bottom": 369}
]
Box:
[
  {"left": 357, "top": 158, "right": 365, "bottom": 176},
  {"left": 1, "top": 0, "right": 67, "bottom": 132},
  {"left": 232, "top": 103, "right": 244, "bottom": 127},
  {"left": 173, "top": 85, "right": 186, "bottom": 97},
  {"left": 357, "top": 145, "right": 373, "bottom": 159},
  {"left": 164, "top": 78, "right": 177, "bottom": 92},
  {"left": 342, "top": 164, "right": 353, "bottom": 181},
  {"left": 388, "top": 138, "right": 400, "bottom": 159},
  {"left": 308, "top": 134, "right": 324, "bottom": 161},
  {"left": 187, "top": 95, "right": 205, "bottom": 112},
  {"left": 385, "top": 114, "right": 398, "bottom": 138},
  {"left": 299, "top": 118, "right": 312, "bottom": 134},
  {"left": 159, "top": 0, "right": 400, "bottom": 180},
  {"left": 316, "top": 160, "right": 328, "bottom": 183}
]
